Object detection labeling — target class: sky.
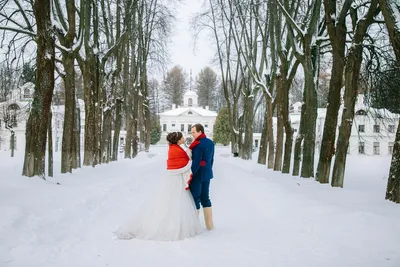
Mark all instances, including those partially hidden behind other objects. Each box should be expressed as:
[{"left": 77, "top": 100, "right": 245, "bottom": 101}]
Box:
[
  {"left": 165, "top": 0, "right": 218, "bottom": 83},
  {"left": 0, "top": 0, "right": 218, "bottom": 86}
]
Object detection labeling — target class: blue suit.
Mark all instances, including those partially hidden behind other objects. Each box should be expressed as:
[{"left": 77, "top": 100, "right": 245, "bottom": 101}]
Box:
[{"left": 190, "top": 136, "right": 215, "bottom": 210}]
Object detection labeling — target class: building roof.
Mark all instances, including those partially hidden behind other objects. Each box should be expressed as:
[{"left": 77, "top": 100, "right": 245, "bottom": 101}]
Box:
[
  {"left": 184, "top": 90, "right": 198, "bottom": 97},
  {"left": 159, "top": 107, "right": 217, "bottom": 117}
]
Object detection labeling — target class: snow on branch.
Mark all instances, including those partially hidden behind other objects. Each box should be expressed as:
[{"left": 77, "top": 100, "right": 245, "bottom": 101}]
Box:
[{"left": 274, "top": 0, "right": 306, "bottom": 38}]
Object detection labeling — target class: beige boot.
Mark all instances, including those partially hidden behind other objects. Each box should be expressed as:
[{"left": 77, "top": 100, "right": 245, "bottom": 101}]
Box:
[{"left": 203, "top": 207, "right": 214, "bottom": 230}]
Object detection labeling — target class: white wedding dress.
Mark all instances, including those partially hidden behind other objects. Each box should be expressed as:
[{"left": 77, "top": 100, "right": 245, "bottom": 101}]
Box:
[{"left": 115, "top": 150, "right": 203, "bottom": 241}]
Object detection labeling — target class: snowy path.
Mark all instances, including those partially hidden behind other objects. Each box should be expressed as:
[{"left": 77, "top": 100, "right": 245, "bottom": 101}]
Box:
[{"left": 1, "top": 147, "right": 400, "bottom": 267}]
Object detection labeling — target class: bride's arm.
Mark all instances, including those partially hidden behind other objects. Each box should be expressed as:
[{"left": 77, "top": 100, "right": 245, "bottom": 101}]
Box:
[{"left": 186, "top": 148, "right": 192, "bottom": 159}]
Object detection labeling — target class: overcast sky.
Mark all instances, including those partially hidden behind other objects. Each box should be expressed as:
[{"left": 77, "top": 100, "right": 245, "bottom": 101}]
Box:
[{"left": 166, "top": 0, "right": 218, "bottom": 83}]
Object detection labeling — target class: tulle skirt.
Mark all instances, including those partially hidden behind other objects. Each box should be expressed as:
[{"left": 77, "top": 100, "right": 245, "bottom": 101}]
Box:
[{"left": 115, "top": 170, "right": 203, "bottom": 241}]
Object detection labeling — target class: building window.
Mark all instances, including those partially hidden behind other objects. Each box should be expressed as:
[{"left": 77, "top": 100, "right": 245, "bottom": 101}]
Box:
[
  {"left": 11, "top": 114, "right": 17, "bottom": 127},
  {"left": 188, "top": 111, "right": 193, "bottom": 115},
  {"left": 388, "top": 125, "right": 395, "bottom": 133},
  {"left": 373, "top": 125, "right": 380, "bottom": 133},
  {"left": 204, "top": 124, "right": 208, "bottom": 128},
  {"left": 163, "top": 124, "right": 167, "bottom": 132},
  {"left": 24, "top": 88, "right": 31, "bottom": 98},
  {"left": 358, "top": 125, "right": 365, "bottom": 133},
  {"left": 255, "top": 139, "right": 259, "bottom": 148},
  {"left": 171, "top": 123, "right": 175, "bottom": 127},
  {"left": 356, "top": 110, "right": 367, "bottom": 115},
  {"left": 358, "top": 142, "right": 365, "bottom": 154},
  {"left": 373, "top": 142, "right": 380, "bottom": 155},
  {"left": 188, "top": 124, "right": 192, "bottom": 133},
  {"left": 188, "top": 98, "right": 193, "bottom": 106},
  {"left": 389, "top": 142, "right": 394, "bottom": 155},
  {"left": 181, "top": 124, "right": 184, "bottom": 131},
  {"left": 55, "top": 137, "right": 60, "bottom": 152}
]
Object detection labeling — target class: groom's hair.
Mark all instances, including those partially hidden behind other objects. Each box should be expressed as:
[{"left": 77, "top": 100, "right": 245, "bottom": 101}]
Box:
[{"left": 192, "top": 124, "right": 204, "bottom": 134}]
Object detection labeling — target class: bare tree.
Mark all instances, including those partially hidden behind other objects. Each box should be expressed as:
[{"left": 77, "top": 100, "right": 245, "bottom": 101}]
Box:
[
  {"left": 52, "top": 0, "right": 81, "bottom": 173},
  {"left": 374, "top": 0, "right": 400, "bottom": 202},
  {"left": 276, "top": 0, "right": 323, "bottom": 178},
  {"left": 316, "top": 0, "right": 352, "bottom": 184},
  {"left": 195, "top": 66, "right": 219, "bottom": 110},
  {"left": 23, "top": 0, "right": 55, "bottom": 178},
  {"left": 331, "top": 0, "right": 380, "bottom": 187},
  {"left": 271, "top": 0, "right": 300, "bottom": 172}
]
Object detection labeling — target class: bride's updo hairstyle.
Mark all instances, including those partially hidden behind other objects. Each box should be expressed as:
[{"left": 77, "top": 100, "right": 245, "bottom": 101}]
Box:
[{"left": 166, "top": 132, "right": 183, "bottom": 145}]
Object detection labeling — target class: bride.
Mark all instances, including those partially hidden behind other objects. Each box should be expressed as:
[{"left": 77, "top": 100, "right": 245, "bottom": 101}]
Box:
[{"left": 115, "top": 132, "right": 203, "bottom": 241}]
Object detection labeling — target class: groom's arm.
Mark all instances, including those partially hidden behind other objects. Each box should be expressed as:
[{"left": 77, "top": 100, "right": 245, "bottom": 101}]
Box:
[{"left": 191, "top": 147, "right": 203, "bottom": 175}]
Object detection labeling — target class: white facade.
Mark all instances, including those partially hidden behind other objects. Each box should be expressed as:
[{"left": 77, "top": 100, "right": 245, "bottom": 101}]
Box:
[
  {"left": 158, "top": 91, "right": 218, "bottom": 144},
  {"left": 0, "top": 83, "right": 34, "bottom": 151},
  {"left": 252, "top": 94, "right": 398, "bottom": 156},
  {"left": 0, "top": 83, "right": 87, "bottom": 152}
]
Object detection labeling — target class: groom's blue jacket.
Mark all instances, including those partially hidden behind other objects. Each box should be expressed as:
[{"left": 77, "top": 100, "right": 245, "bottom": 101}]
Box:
[{"left": 191, "top": 136, "right": 215, "bottom": 181}]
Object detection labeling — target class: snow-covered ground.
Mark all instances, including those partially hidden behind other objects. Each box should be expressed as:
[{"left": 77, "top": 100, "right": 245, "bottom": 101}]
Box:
[{"left": 1, "top": 146, "right": 399, "bottom": 267}]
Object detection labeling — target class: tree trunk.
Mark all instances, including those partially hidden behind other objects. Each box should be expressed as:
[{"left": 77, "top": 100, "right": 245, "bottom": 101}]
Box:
[
  {"left": 124, "top": 43, "right": 133, "bottom": 158},
  {"left": 81, "top": 62, "right": 97, "bottom": 166},
  {"left": 331, "top": 0, "right": 378, "bottom": 187},
  {"left": 242, "top": 87, "right": 254, "bottom": 160},
  {"left": 331, "top": 54, "right": 360, "bottom": 188},
  {"left": 101, "top": 108, "right": 112, "bottom": 163},
  {"left": 93, "top": 0, "right": 101, "bottom": 166},
  {"left": 141, "top": 63, "right": 151, "bottom": 152},
  {"left": 316, "top": 50, "right": 344, "bottom": 183},
  {"left": 292, "top": 100, "right": 306, "bottom": 176},
  {"left": 75, "top": 104, "right": 81, "bottom": 168},
  {"left": 385, "top": 119, "right": 400, "bottom": 203},
  {"left": 274, "top": 79, "right": 284, "bottom": 171},
  {"left": 257, "top": 108, "right": 268, "bottom": 165},
  {"left": 48, "top": 111, "right": 53, "bottom": 177},
  {"left": 316, "top": 0, "right": 348, "bottom": 184},
  {"left": 379, "top": 0, "right": 400, "bottom": 203},
  {"left": 266, "top": 96, "right": 274, "bottom": 168},
  {"left": 112, "top": 99, "right": 122, "bottom": 161},
  {"left": 282, "top": 81, "right": 293, "bottom": 174},
  {"left": 144, "top": 105, "right": 151, "bottom": 152},
  {"left": 331, "top": 45, "right": 364, "bottom": 187},
  {"left": 61, "top": 53, "right": 76, "bottom": 173},
  {"left": 22, "top": 0, "right": 55, "bottom": 178},
  {"left": 10, "top": 131, "right": 14, "bottom": 157},
  {"left": 300, "top": 42, "right": 318, "bottom": 178},
  {"left": 80, "top": 0, "right": 100, "bottom": 167}
]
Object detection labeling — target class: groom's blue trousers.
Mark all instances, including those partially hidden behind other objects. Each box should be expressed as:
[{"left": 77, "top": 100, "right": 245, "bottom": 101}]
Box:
[{"left": 189, "top": 178, "right": 212, "bottom": 210}]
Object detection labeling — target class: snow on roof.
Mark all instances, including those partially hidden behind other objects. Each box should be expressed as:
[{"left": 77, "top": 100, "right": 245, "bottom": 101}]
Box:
[
  {"left": 159, "top": 107, "right": 217, "bottom": 117},
  {"left": 184, "top": 91, "right": 198, "bottom": 97}
]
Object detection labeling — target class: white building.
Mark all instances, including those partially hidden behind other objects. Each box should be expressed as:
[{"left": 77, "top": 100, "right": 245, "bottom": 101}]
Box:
[
  {"left": 252, "top": 94, "right": 398, "bottom": 156},
  {"left": 158, "top": 91, "right": 218, "bottom": 144},
  {"left": 0, "top": 83, "right": 87, "bottom": 152},
  {"left": 0, "top": 83, "right": 34, "bottom": 151}
]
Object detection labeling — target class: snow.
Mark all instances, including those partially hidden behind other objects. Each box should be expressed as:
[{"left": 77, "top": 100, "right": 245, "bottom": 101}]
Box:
[
  {"left": 0, "top": 146, "right": 399, "bottom": 267},
  {"left": 389, "top": 2, "right": 400, "bottom": 33},
  {"left": 160, "top": 107, "right": 218, "bottom": 117},
  {"left": 184, "top": 91, "right": 198, "bottom": 97}
]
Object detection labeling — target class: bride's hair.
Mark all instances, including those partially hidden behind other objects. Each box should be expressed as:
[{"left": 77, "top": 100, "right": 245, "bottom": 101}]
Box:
[{"left": 166, "top": 132, "right": 183, "bottom": 144}]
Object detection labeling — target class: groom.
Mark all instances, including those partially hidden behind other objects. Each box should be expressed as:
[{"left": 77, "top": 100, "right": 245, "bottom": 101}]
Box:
[{"left": 189, "top": 124, "right": 215, "bottom": 230}]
